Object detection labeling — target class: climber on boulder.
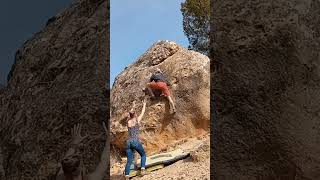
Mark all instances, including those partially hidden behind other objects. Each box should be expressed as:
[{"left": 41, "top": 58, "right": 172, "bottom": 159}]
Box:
[
  {"left": 144, "top": 68, "right": 176, "bottom": 113},
  {"left": 124, "top": 98, "right": 148, "bottom": 179},
  {"left": 56, "top": 123, "right": 108, "bottom": 180}
]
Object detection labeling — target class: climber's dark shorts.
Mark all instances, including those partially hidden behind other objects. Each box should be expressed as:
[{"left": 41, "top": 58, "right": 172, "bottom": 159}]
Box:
[{"left": 148, "top": 81, "right": 170, "bottom": 97}]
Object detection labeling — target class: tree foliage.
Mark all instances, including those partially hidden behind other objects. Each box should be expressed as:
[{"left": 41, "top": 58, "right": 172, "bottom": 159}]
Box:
[{"left": 181, "top": 0, "right": 210, "bottom": 55}]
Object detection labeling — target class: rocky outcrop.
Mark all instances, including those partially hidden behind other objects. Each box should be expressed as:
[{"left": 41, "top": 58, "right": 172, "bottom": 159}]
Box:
[
  {"left": 213, "top": 0, "right": 320, "bottom": 179},
  {"left": 110, "top": 41, "right": 210, "bottom": 165},
  {"left": 0, "top": 84, "right": 5, "bottom": 94},
  {"left": 0, "top": 0, "right": 108, "bottom": 179}
]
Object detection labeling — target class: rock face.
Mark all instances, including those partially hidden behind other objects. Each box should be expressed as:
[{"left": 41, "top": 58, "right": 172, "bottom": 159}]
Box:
[
  {"left": 0, "top": 84, "right": 5, "bottom": 94},
  {"left": 110, "top": 41, "right": 210, "bottom": 165},
  {"left": 213, "top": 0, "right": 320, "bottom": 179},
  {"left": 0, "top": 0, "right": 108, "bottom": 179}
]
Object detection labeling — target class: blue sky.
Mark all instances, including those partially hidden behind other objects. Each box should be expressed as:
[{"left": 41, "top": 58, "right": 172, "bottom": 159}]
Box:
[
  {"left": 0, "top": 0, "right": 72, "bottom": 85},
  {"left": 110, "top": 0, "right": 189, "bottom": 87}
]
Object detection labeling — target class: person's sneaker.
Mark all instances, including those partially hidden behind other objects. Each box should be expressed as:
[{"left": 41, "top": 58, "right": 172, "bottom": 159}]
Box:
[
  {"left": 124, "top": 175, "right": 130, "bottom": 180},
  {"left": 140, "top": 169, "right": 149, "bottom": 176}
]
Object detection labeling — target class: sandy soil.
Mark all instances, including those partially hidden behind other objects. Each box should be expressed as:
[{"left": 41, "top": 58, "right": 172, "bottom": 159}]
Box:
[
  {"left": 111, "top": 134, "right": 210, "bottom": 180},
  {"left": 133, "top": 157, "right": 209, "bottom": 180}
]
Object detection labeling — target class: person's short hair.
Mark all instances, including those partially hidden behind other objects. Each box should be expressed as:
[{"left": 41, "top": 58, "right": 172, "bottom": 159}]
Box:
[{"left": 61, "top": 154, "right": 81, "bottom": 175}]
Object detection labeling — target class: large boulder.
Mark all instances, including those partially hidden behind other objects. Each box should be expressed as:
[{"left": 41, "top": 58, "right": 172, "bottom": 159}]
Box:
[
  {"left": 110, "top": 41, "right": 210, "bottom": 164},
  {"left": 0, "top": 0, "right": 108, "bottom": 179},
  {"left": 0, "top": 84, "right": 5, "bottom": 94},
  {"left": 213, "top": 0, "right": 320, "bottom": 179}
]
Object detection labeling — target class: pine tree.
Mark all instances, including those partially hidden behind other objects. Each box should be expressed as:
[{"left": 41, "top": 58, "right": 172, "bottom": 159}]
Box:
[{"left": 181, "top": 0, "right": 210, "bottom": 55}]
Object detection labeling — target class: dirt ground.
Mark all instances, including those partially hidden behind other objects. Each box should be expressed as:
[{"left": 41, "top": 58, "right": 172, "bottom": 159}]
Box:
[{"left": 111, "top": 134, "right": 210, "bottom": 180}]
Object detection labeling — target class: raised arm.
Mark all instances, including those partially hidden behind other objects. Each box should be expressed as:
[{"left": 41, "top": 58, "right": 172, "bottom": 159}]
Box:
[
  {"left": 88, "top": 122, "right": 108, "bottom": 180},
  {"left": 137, "top": 98, "right": 147, "bottom": 122},
  {"left": 56, "top": 124, "right": 88, "bottom": 179},
  {"left": 130, "top": 100, "right": 136, "bottom": 112}
]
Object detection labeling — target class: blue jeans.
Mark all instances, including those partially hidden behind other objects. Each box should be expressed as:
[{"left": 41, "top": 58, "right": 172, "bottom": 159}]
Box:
[{"left": 124, "top": 139, "right": 146, "bottom": 176}]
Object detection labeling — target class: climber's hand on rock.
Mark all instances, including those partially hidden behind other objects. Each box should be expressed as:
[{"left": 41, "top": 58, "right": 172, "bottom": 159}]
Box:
[
  {"left": 142, "top": 98, "right": 147, "bottom": 105},
  {"left": 71, "top": 123, "right": 88, "bottom": 145}
]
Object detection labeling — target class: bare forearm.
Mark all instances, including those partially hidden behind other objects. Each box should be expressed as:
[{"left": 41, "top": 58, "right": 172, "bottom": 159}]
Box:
[
  {"left": 89, "top": 141, "right": 108, "bottom": 180},
  {"left": 138, "top": 102, "right": 146, "bottom": 121},
  {"left": 64, "top": 147, "right": 76, "bottom": 158},
  {"left": 141, "top": 104, "right": 146, "bottom": 116},
  {"left": 130, "top": 101, "right": 136, "bottom": 112},
  {"left": 56, "top": 144, "right": 77, "bottom": 178},
  {"left": 64, "top": 142, "right": 79, "bottom": 158}
]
